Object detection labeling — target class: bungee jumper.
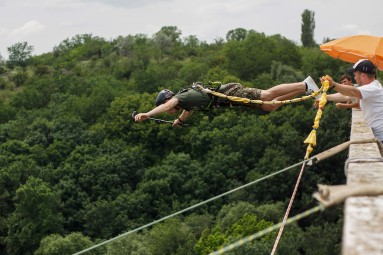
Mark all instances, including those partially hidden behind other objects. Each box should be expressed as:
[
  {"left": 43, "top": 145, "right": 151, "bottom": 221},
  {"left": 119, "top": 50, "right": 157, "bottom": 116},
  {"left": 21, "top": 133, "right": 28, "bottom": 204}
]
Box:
[{"left": 134, "top": 76, "right": 320, "bottom": 126}]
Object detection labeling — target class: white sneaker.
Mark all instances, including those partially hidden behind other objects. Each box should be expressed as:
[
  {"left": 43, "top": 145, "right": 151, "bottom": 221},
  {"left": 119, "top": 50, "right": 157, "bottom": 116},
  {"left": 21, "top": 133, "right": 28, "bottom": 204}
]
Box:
[{"left": 304, "top": 76, "right": 321, "bottom": 99}]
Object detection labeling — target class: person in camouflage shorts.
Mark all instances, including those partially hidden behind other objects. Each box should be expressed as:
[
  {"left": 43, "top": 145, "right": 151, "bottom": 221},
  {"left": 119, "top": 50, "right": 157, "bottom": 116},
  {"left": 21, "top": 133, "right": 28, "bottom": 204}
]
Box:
[
  {"left": 217, "top": 83, "right": 262, "bottom": 107},
  {"left": 134, "top": 76, "right": 319, "bottom": 126}
]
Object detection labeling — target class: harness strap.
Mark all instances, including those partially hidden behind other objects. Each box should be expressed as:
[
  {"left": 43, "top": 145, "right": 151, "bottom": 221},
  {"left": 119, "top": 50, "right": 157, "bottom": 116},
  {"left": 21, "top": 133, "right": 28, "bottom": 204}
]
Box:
[{"left": 192, "top": 82, "right": 221, "bottom": 110}]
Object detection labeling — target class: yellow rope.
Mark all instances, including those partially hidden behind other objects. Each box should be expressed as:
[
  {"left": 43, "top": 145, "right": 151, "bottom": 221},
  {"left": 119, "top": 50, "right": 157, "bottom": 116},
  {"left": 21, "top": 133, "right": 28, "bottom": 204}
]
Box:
[
  {"left": 303, "top": 78, "right": 330, "bottom": 159},
  {"left": 207, "top": 81, "right": 329, "bottom": 159},
  {"left": 209, "top": 88, "right": 323, "bottom": 105}
]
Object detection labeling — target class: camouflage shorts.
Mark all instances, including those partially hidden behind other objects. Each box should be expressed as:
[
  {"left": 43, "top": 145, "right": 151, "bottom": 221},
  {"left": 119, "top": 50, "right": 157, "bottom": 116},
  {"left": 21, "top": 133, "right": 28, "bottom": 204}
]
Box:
[{"left": 217, "top": 83, "right": 262, "bottom": 108}]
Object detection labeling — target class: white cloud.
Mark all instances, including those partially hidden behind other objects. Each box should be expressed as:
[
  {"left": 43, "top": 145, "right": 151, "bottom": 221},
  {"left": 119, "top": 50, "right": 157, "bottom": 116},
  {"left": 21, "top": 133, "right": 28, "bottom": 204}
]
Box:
[{"left": 9, "top": 20, "right": 45, "bottom": 39}]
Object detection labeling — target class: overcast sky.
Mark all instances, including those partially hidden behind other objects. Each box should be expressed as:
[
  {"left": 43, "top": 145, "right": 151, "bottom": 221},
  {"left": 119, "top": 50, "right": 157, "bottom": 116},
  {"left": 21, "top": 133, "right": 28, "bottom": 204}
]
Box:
[{"left": 0, "top": 0, "right": 382, "bottom": 59}]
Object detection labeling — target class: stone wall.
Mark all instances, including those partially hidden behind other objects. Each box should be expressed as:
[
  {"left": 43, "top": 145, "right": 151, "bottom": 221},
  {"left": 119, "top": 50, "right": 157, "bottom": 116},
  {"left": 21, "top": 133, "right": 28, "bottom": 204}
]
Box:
[{"left": 342, "top": 109, "right": 383, "bottom": 255}]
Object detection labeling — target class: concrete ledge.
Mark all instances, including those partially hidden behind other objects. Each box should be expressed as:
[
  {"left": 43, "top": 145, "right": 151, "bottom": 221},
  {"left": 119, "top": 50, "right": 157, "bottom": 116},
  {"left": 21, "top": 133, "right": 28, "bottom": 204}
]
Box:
[
  {"left": 343, "top": 197, "right": 383, "bottom": 255},
  {"left": 342, "top": 108, "right": 383, "bottom": 255}
]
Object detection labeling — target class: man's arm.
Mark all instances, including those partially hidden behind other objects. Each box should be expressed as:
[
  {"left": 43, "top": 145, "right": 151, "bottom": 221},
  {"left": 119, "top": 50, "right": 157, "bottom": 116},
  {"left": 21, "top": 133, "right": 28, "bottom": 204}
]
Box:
[
  {"left": 336, "top": 101, "right": 360, "bottom": 109},
  {"left": 173, "top": 110, "right": 193, "bottom": 126},
  {"left": 179, "top": 110, "right": 193, "bottom": 121},
  {"left": 332, "top": 83, "right": 362, "bottom": 99},
  {"left": 314, "top": 93, "right": 356, "bottom": 108},
  {"left": 134, "top": 97, "right": 179, "bottom": 122},
  {"left": 327, "top": 93, "right": 356, "bottom": 102},
  {"left": 321, "top": 76, "right": 362, "bottom": 99}
]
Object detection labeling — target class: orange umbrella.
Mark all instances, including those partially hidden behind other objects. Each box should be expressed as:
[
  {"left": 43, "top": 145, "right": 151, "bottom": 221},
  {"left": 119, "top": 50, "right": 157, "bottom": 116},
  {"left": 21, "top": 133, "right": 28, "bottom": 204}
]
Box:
[{"left": 320, "top": 35, "right": 383, "bottom": 71}]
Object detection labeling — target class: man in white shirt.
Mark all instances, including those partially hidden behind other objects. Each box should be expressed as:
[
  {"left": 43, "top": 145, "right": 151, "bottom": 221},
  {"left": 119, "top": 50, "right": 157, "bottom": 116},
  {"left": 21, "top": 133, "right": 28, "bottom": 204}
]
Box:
[{"left": 321, "top": 59, "right": 383, "bottom": 142}]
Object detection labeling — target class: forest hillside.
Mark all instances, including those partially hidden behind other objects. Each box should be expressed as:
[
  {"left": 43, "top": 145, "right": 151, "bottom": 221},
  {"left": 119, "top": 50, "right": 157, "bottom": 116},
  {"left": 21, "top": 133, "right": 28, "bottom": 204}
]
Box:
[{"left": 0, "top": 26, "right": 377, "bottom": 255}]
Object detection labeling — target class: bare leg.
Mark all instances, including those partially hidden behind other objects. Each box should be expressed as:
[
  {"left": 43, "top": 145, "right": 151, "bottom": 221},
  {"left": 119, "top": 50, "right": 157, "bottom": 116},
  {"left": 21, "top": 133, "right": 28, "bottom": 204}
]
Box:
[
  {"left": 273, "top": 90, "right": 304, "bottom": 101},
  {"left": 261, "top": 90, "right": 304, "bottom": 112},
  {"left": 260, "top": 82, "right": 306, "bottom": 101}
]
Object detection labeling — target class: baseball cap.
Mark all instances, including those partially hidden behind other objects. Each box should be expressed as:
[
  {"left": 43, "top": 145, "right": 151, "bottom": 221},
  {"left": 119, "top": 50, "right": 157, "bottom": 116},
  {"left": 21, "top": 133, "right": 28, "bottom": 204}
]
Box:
[{"left": 347, "top": 59, "right": 376, "bottom": 74}]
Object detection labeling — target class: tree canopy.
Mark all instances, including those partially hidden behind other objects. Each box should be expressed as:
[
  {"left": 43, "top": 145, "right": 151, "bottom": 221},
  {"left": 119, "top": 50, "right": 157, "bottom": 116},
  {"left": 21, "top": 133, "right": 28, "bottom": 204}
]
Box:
[{"left": 0, "top": 24, "right": 368, "bottom": 255}]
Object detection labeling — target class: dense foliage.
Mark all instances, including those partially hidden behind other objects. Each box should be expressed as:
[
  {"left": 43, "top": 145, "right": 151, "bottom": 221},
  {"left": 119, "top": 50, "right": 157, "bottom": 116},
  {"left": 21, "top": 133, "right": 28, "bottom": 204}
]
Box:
[{"left": 0, "top": 26, "right": 374, "bottom": 255}]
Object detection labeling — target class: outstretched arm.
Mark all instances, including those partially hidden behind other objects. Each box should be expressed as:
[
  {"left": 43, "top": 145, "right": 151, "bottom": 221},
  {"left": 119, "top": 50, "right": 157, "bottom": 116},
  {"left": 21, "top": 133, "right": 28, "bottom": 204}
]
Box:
[
  {"left": 336, "top": 100, "right": 360, "bottom": 109},
  {"left": 327, "top": 93, "right": 356, "bottom": 102},
  {"left": 321, "top": 76, "right": 362, "bottom": 99},
  {"left": 134, "top": 97, "right": 179, "bottom": 122},
  {"left": 314, "top": 92, "right": 357, "bottom": 109}
]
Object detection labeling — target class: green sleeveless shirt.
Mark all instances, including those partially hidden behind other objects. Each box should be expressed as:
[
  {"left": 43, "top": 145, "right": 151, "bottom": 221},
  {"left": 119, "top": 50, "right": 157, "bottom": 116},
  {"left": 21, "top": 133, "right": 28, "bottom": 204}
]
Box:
[
  {"left": 174, "top": 88, "right": 212, "bottom": 111},
  {"left": 174, "top": 83, "right": 262, "bottom": 111}
]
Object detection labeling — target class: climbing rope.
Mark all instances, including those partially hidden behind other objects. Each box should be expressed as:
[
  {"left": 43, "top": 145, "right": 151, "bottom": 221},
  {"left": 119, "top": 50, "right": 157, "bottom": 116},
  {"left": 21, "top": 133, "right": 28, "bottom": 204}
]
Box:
[
  {"left": 208, "top": 204, "right": 325, "bottom": 255},
  {"left": 270, "top": 162, "right": 306, "bottom": 255},
  {"left": 270, "top": 78, "right": 331, "bottom": 254}
]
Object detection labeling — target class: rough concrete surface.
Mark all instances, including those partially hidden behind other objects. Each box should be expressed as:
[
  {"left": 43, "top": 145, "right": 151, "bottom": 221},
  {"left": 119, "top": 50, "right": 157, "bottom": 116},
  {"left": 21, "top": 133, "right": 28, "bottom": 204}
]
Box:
[{"left": 342, "top": 109, "right": 383, "bottom": 255}]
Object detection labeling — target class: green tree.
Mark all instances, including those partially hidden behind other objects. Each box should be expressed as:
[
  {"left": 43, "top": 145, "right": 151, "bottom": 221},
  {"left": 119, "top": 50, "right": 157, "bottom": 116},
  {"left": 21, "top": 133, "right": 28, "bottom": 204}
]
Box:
[
  {"left": 6, "top": 42, "right": 34, "bottom": 68},
  {"left": 127, "top": 152, "right": 200, "bottom": 216},
  {"left": 9, "top": 67, "right": 28, "bottom": 87},
  {"left": 226, "top": 28, "right": 248, "bottom": 41},
  {"left": 153, "top": 26, "right": 182, "bottom": 56},
  {"left": 147, "top": 218, "right": 197, "bottom": 255},
  {"left": 106, "top": 233, "right": 152, "bottom": 255},
  {"left": 114, "top": 34, "right": 153, "bottom": 76},
  {"left": 35, "top": 232, "right": 99, "bottom": 255},
  {"left": 6, "top": 177, "right": 64, "bottom": 255},
  {"left": 225, "top": 31, "right": 300, "bottom": 80},
  {"left": 302, "top": 221, "right": 342, "bottom": 255},
  {"left": 82, "top": 200, "right": 122, "bottom": 238},
  {"left": 195, "top": 202, "right": 304, "bottom": 255},
  {"left": 0, "top": 102, "right": 19, "bottom": 124},
  {"left": 178, "top": 61, "right": 209, "bottom": 84},
  {"left": 270, "top": 61, "right": 304, "bottom": 83},
  {"left": 64, "top": 75, "right": 120, "bottom": 124},
  {"left": 183, "top": 35, "right": 201, "bottom": 56},
  {"left": 154, "top": 26, "right": 181, "bottom": 44},
  {"left": 194, "top": 213, "right": 274, "bottom": 255},
  {"left": 54, "top": 140, "right": 147, "bottom": 235},
  {"left": 9, "top": 77, "right": 58, "bottom": 109},
  {"left": 301, "top": 9, "right": 316, "bottom": 47},
  {"left": 53, "top": 34, "right": 105, "bottom": 58}
]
